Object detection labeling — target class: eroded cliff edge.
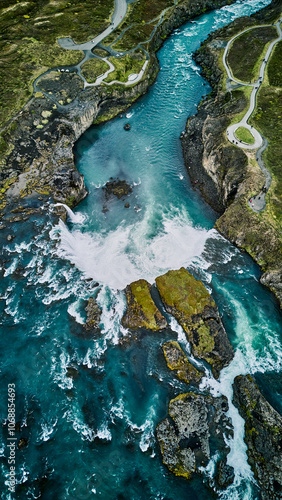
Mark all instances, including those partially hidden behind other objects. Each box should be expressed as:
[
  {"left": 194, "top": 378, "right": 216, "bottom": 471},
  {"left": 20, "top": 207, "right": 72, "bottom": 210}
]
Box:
[
  {"left": 0, "top": 0, "right": 235, "bottom": 217},
  {"left": 181, "top": 0, "right": 282, "bottom": 306}
]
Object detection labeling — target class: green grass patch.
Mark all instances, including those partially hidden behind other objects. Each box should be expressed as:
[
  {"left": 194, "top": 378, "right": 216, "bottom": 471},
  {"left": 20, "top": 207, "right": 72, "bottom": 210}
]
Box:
[
  {"left": 268, "top": 40, "right": 282, "bottom": 87},
  {"left": 104, "top": 53, "right": 145, "bottom": 83},
  {"left": 227, "top": 27, "right": 277, "bottom": 82},
  {"left": 235, "top": 126, "right": 255, "bottom": 144},
  {"left": 0, "top": 0, "right": 114, "bottom": 128},
  {"left": 81, "top": 59, "right": 110, "bottom": 83},
  {"left": 251, "top": 87, "right": 282, "bottom": 221}
]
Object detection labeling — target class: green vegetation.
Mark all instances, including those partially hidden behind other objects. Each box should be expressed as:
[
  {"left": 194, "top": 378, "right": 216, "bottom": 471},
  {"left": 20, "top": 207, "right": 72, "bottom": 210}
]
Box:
[
  {"left": 235, "top": 126, "right": 255, "bottom": 144},
  {"left": 267, "top": 40, "right": 282, "bottom": 87},
  {"left": 122, "top": 279, "right": 167, "bottom": 331},
  {"left": 227, "top": 27, "right": 277, "bottom": 82},
  {"left": 103, "top": 0, "right": 174, "bottom": 50},
  {"left": 252, "top": 87, "right": 282, "bottom": 221},
  {"left": 81, "top": 58, "right": 110, "bottom": 83},
  {"left": 162, "top": 341, "right": 202, "bottom": 384},
  {"left": 0, "top": 0, "right": 114, "bottom": 127},
  {"left": 156, "top": 267, "right": 215, "bottom": 322},
  {"left": 104, "top": 53, "right": 145, "bottom": 82}
]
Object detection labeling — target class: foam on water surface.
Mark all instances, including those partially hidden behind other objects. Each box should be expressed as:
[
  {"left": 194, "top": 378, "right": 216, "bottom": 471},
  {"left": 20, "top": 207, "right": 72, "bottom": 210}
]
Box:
[{"left": 0, "top": 0, "right": 279, "bottom": 498}]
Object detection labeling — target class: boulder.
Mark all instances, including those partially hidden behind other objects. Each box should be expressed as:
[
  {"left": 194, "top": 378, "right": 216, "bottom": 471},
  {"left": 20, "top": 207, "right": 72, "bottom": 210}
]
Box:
[
  {"left": 162, "top": 341, "right": 203, "bottom": 384},
  {"left": 102, "top": 178, "right": 132, "bottom": 200},
  {"left": 157, "top": 392, "right": 233, "bottom": 480},
  {"left": 156, "top": 268, "right": 234, "bottom": 378},
  {"left": 121, "top": 279, "right": 167, "bottom": 331},
  {"left": 233, "top": 375, "right": 282, "bottom": 499},
  {"left": 84, "top": 297, "right": 102, "bottom": 332}
]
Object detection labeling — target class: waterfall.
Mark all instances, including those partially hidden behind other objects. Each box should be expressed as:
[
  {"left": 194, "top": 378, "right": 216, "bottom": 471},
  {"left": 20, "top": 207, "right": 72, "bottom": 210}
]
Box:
[{"left": 53, "top": 203, "right": 85, "bottom": 223}]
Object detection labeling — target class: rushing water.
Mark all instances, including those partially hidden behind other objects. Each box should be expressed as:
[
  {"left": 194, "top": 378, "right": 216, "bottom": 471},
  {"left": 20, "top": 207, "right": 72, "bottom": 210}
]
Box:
[{"left": 1, "top": 0, "right": 281, "bottom": 498}]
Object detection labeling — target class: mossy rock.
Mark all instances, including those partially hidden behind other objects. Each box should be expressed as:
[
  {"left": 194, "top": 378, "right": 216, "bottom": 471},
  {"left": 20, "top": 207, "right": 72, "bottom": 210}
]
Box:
[
  {"left": 157, "top": 391, "right": 232, "bottom": 482},
  {"left": 162, "top": 341, "right": 203, "bottom": 384},
  {"left": 84, "top": 296, "right": 102, "bottom": 332},
  {"left": 121, "top": 279, "right": 167, "bottom": 331},
  {"left": 233, "top": 375, "right": 282, "bottom": 499},
  {"left": 156, "top": 268, "right": 234, "bottom": 378},
  {"left": 156, "top": 267, "right": 215, "bottom": 320}
]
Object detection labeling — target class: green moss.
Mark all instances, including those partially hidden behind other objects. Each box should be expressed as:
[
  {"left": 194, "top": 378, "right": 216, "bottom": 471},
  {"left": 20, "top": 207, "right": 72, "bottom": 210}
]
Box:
[
  {"left": 0, "top": 176, "right": 17, "bottom": 195},
  {"left": 156, "top": 267, "right": 215, "bottom": 321},
  {"left": 162, "top": 341, "right": 202, "bottom": 384},
  {"left": 130, "top": 280, "right": 163, "bottom": 329},
  {"left": 122, "top": 279, "right": 167, "bottom": 331},
  {"left": 194, "top": 324, "right": 215, "bottom": 356}
]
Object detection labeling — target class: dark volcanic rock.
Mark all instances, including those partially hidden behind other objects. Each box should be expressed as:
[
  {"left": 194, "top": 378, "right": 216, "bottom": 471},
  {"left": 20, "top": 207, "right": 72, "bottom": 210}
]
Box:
[
  {"left": 181, "top": 92, "right": 248, "bottom": 214},
  {"left": 162, "top": 341, "right": 203, "bottom": 385},
  {"left": 157, "top": 392, "right": 233, "bottom": 480},
  {"left": 216, "top": 458, "right": 235, "bottom": 488},
  {"left": 121, "top": 279, "right": 167, "bottom": 331},
  {"left": 18, "top": 437, "right": 28, "bottom": 450},
  {"left": 124, "top": 123, "right": 131, "bottom": 131},
  {"left": 156, "top": 268, "right": 234, "bottom": 378},
  {"left": 103, "top": 178, "right": 132, "bottom": 200},
  {"left": 233, "top": 374, "right": 282, "bottom": 499},
  {"left": 180, "top": 0, "right": 282, "bottom": 307},
  {"left": 84, "top": 297, "right": 102, "bottom": 332}
]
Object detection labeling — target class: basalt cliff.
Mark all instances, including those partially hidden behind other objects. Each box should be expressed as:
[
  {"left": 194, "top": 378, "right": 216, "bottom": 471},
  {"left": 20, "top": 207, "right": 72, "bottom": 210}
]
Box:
[
  {"left": 0, "top": 0, "right": 235, "bottom": 219},
  {"left": 181, "top": 0, "right": 282, "bottom": 305}
]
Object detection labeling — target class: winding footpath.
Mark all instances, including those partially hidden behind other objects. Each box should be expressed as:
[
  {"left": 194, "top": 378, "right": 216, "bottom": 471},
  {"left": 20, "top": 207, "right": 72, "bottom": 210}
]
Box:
[
  {"left": 223, "top": 19, "right": 282, "bottom": 212},
  {"left": 33, "top": 0, "right": 172, "bottom": 103}
]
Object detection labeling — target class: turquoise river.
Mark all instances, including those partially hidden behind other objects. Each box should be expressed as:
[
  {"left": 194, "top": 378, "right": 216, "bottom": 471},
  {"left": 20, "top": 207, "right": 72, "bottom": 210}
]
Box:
[{"left": 0, "top": 0, "right": 281, "bottom": 498}]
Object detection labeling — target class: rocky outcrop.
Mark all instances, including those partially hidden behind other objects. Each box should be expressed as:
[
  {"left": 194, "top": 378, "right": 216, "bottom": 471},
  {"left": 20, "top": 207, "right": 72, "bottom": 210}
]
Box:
[
  {"left": 163, "top": 341, "right": 203, "bottom": 385},
  {"left": 84, "top": 297, "right": 102, "bottom": 332},
  {"left": 157, "top": 392, "right": 233, "bottom": 481},
  {"left": 233, "top": 375, "right": 282, "bottom": 499},
  {"left": 156, "top": 268, "right": 234, "bottom": 378},
  {"left": 181, "top": 91, "right": 249, "bottom": 213},
  {"left": 0, "top": 0, "right": 236, "bottom": 219},
  {"left": 180, "top": 1, "right": 282, "bottom": 306},
  {"left": 102, "top": 178, "right": 132, "bottom": 200},
  {"left": 121, "top": 279, "right": 167, "bottom": 331}
]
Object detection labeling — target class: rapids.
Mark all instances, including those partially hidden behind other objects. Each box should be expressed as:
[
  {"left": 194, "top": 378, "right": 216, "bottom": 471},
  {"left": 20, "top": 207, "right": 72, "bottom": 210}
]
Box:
[{"left": 1, "top": 0, "right": 281, "bottom": 498}]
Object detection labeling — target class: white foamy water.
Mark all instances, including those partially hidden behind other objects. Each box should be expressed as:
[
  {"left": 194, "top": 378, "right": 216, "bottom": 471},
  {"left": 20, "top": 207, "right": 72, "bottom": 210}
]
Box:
[
  {"left": 52, "top": 210, "right": 214, "bottom": 289},
  {"left": 54, "top": 203, "right": 86, "bottom": 224},
  {"left": 68, "top": 299, "right": 85, "bottom": 325},
  {"left": 200, "top": 350, "right": 255, "bottom": 498}
]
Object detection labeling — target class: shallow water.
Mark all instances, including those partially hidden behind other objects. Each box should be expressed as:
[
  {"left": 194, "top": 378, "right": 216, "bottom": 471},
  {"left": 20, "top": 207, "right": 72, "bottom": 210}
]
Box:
[{"left": 1, "top": 0, "right": 281, "bottom": 498}]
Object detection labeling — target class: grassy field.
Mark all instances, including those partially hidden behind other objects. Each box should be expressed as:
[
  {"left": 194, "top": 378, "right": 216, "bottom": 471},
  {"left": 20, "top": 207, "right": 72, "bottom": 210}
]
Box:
[
  {"left": 235, "top": 126, "right": 255, "bottom": 144},
  {"left": 219, "top": 15, "right": 282, "bottom": 224},
  {"left": 227, "top": 26, "right": 277, "bottom": 82},
  {"left": 251, "top": 86, "right": 282, "bottom": 221},
  {"left": 81, "top": 59, "right": 111, "bottom": 83},
  {"left": 102, "top": 0, "right": 174, "bottom": 50},
  {"left": 267, "top": 40, "right": 282, "bottom": 87},
  {"left": 104, "top": 53, "right": 146, "bottom": 83},
  {"left": 0, "top": 0, "right": 178, "bottom": 129},
  {"left": 0, "top": 0, "right": 114, "bottom": 128}
]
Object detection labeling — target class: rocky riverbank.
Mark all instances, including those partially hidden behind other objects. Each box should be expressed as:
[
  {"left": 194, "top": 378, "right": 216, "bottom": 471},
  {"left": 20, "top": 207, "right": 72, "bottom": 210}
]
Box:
[
  {"left": 233, "top": 375, "right": 282, "bottom": 499},
  {"left": 181, "top": 0, "right": 282, "bottom": 305},
  {"left": 0, "top": 0, "right": 236, "bottom": 222},
  {"left": 119, "top": 268, "right": 282, "bottom": 493}
]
